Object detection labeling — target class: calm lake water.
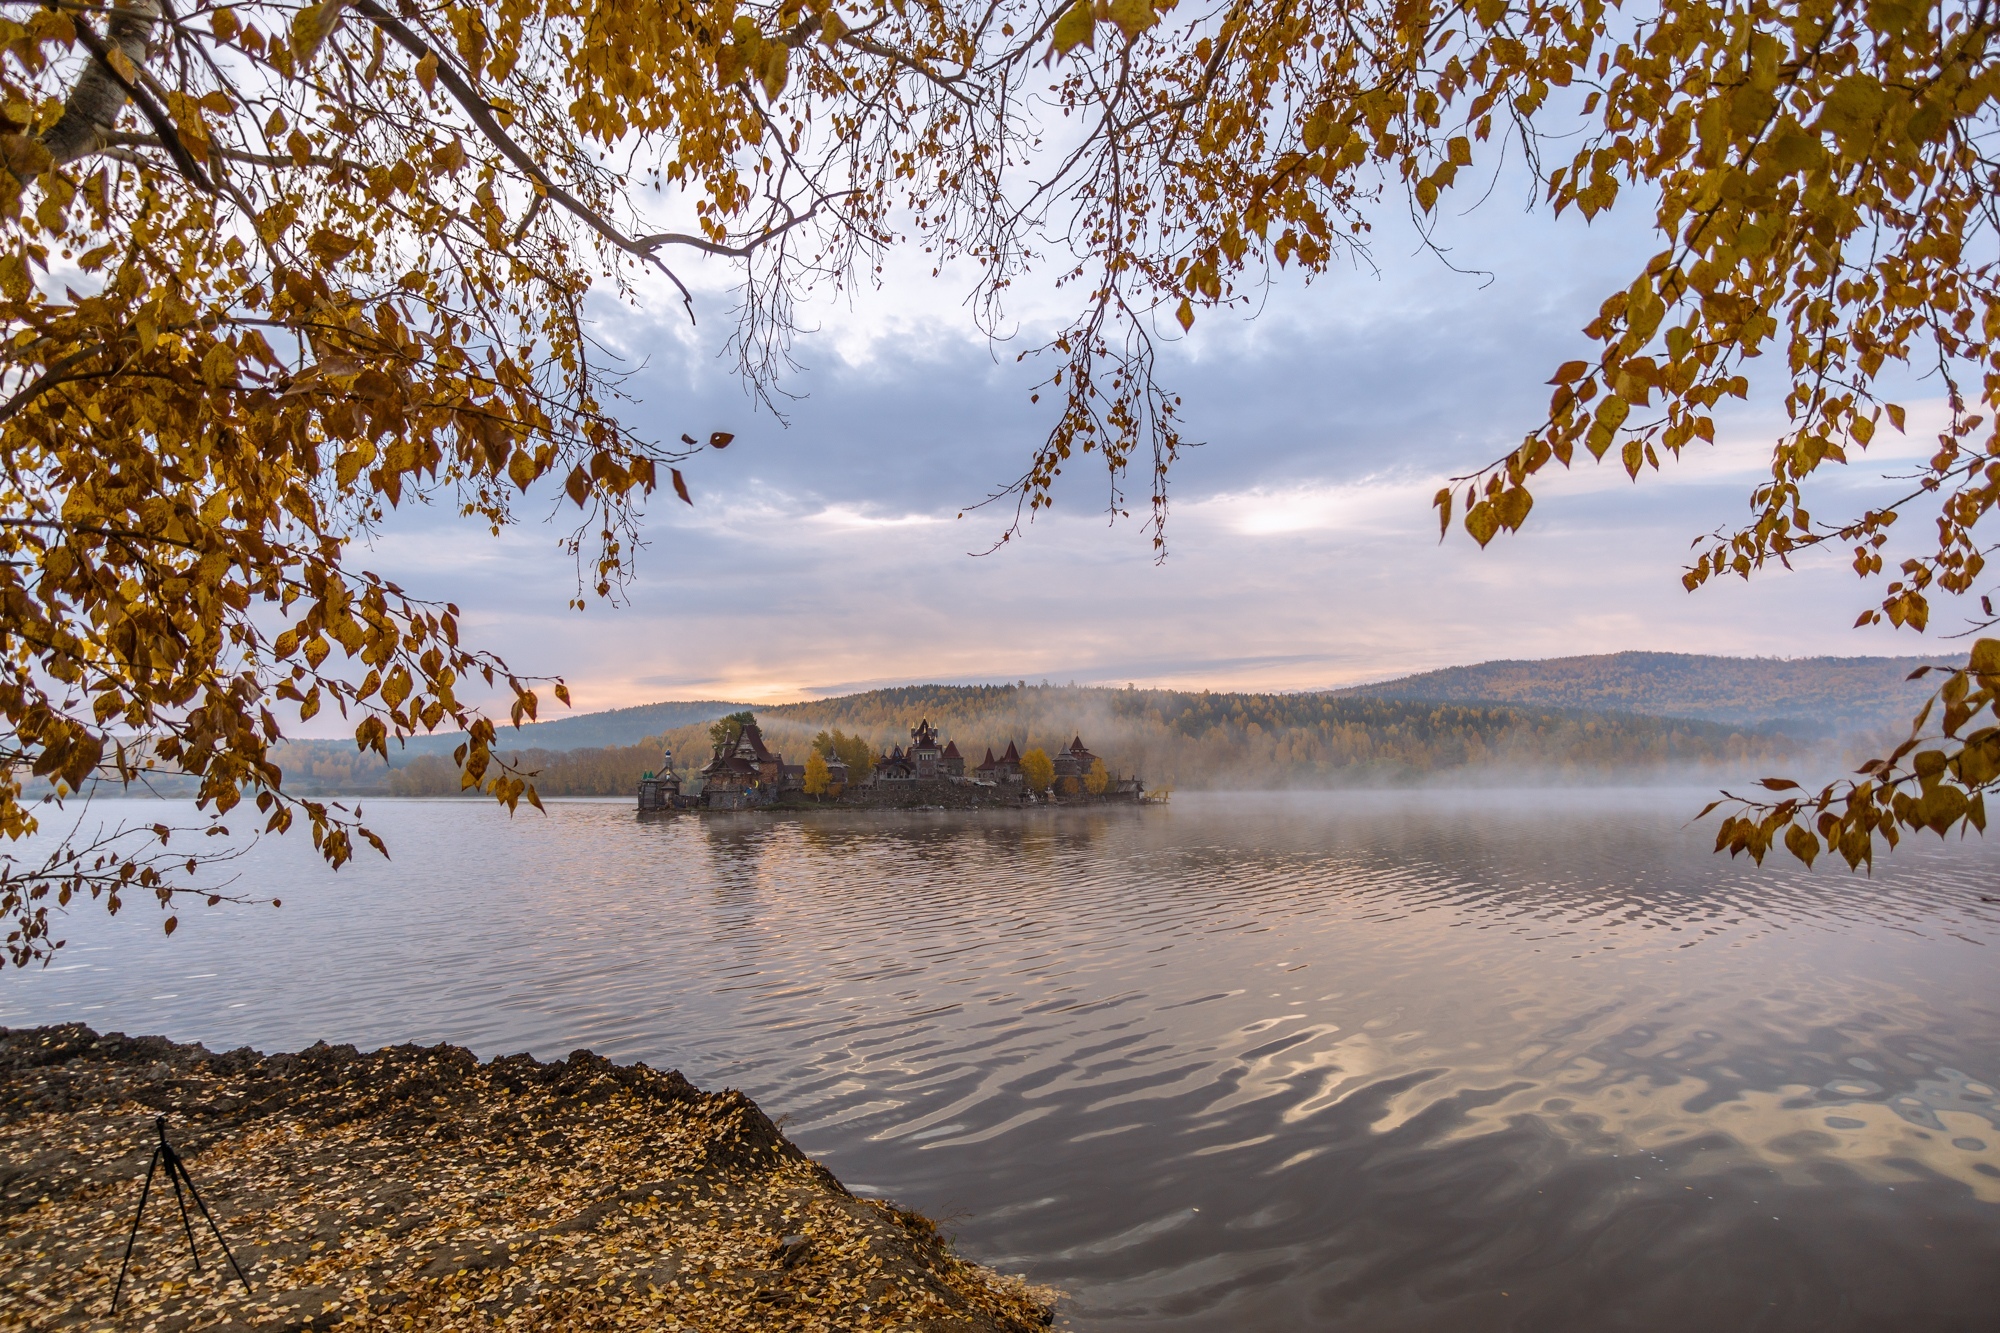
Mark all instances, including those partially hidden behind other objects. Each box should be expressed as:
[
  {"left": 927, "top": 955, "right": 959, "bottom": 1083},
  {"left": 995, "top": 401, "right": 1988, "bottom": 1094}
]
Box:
[{"left": 4, "top": 790, "right": 1998, "bottom": 1330}]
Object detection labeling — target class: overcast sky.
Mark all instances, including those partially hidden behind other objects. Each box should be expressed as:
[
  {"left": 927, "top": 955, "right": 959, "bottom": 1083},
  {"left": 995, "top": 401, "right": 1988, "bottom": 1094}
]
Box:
[{"left": 348, "top": 167, "right": 1958, "bottom": 715}]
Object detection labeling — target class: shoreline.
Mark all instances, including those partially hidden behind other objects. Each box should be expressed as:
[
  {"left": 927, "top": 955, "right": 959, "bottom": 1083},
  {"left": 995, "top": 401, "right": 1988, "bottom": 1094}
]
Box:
[{"left": 0, "top": 1025, "right": 1058, "bottom": 1331}]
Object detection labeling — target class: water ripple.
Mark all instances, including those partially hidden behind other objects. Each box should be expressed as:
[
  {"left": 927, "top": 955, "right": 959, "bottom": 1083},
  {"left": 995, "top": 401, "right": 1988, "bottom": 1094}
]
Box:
[{"left": 3, "top": 789, "right": 1998, "bottom": 1329}]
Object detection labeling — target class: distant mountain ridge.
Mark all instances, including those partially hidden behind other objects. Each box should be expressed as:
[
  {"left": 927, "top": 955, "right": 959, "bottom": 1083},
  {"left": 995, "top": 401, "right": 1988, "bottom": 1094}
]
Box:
[
  {"left": 369, "top": 682, "right": 1803, "bottom": 797},
  {"left": 398, "top": 653, "right": 1949, "bottom": 760},
  {"left": 396, "top": 699, "right": 748, "bottom": 756},
  {"left": 1335, "top": 651, "right": 1954, "bottom": 734}
]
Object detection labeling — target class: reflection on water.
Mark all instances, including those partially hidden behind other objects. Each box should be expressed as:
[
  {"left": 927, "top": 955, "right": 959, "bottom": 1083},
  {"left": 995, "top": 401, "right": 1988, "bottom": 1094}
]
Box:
[{"left": 4, "top": 790, "right": 1998, "bottom": 1329}]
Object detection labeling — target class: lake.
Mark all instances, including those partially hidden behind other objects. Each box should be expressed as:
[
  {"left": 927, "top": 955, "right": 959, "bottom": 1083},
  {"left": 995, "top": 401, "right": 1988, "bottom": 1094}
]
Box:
[{"left": 3, "top": 790, "right": 1997, "bottom": 1330}]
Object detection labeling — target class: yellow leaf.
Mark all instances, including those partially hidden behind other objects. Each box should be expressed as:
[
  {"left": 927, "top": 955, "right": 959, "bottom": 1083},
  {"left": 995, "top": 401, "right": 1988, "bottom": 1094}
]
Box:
[
  {"left": 291, "top": 2, "right": 343, "bottom": 62},
  {"left": 508, "top": 449, "right": 538, "bottom": 490},
  {"left": 1107, "top": 0, "right": 1156, "bottom": 41},
  {"left": 1464, "top": 501, "right": 1499, "bottom": 546},
  {"left": 202, "top": 344, "right": 238, "bottom": 389},
  {"left": 1052, "top": 0, "right": 1094, "bottom": 54},
  {"left": 1970, "top": 638, "right": 2000, "bottom": 677},
  {"left": 1175, "top": 297, "right": 1194, "bottom": 331},
  {"left": 306, "top": 228, "right": 361, "bottom": 263},
  {"left": 1820, "top": 74, "right": 1883, "bottom": 138},
  {"left": 1493, "top": 485, "right": 1533, "bottom": 529},
  {"left": 760, "top": 43, "right": 789, "bottom": 99},
  {"left": 1784, "top": 824, "right": 1819, "bottom": 868}
]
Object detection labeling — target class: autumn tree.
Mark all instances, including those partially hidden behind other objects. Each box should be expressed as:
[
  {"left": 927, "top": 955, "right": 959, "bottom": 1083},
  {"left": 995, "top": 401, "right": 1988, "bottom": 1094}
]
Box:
[
  {"left": 11, "top": 0, "right": 2000, "bottom": 964},
  {"left": 709, "top": 712, "right": 755, "bottom": 754},
  {"left": 813, "top": 728, "right": 875, "bottom": 778},
  {"left": 1020, "top": 747, "right": 1055, "bottom": 794},
  {"left": 803, "top": 748, "right": 831, "bottom": 798},
  {"left": 1086, "top": 757, "right": 1110, "bottom": 795}
]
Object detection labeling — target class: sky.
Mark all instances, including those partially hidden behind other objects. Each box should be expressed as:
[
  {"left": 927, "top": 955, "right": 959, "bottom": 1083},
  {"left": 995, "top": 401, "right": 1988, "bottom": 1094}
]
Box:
[{"left": 346, "top": 163, "right": 1962, "bottom": 716}]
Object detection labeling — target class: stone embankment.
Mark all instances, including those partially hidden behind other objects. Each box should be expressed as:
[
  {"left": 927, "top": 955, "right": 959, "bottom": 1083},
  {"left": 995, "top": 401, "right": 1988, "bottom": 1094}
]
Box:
[{"left": 0, "top": 1026, "right": 1058, "bottom": 1331}]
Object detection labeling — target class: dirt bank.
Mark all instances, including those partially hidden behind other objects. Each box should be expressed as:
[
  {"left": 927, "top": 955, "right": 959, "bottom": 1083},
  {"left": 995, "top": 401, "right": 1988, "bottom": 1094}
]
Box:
[{"left": 0, "top": 1026, "right": 1058, "bottom": 1331}]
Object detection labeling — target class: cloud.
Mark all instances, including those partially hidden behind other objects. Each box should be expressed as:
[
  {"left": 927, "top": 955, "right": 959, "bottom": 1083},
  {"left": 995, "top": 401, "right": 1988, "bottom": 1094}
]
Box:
[{"left": 303, "top": 185, "right": 1969, "bottom": 727}]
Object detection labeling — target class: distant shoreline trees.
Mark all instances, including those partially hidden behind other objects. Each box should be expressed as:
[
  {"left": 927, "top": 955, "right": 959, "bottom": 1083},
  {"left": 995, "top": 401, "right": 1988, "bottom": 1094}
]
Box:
[{"left": 373, "top": 684, "right": 1810, "bottom": 800}]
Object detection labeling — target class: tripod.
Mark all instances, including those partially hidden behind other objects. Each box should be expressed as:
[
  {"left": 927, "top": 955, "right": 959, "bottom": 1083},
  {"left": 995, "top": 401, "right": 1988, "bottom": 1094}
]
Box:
[{"left": 111, "top": 1115, "right": 252, "bottom": 1313}]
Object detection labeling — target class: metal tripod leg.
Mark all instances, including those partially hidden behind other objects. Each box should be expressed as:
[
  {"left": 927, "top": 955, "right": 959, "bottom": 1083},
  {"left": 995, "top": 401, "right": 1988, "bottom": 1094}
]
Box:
[
  {"left": 110, "top": 1115, "right": 254, "bottom": 1312},
  {"left": 162, "top": 1146, "right": 204, "bottom": 1273},
  {"left": 170, "top": 1150, "right": 252, "bottom": 1296},
  {"left": 111, "top": 1146, "right": 162, "bottom": 1314}
]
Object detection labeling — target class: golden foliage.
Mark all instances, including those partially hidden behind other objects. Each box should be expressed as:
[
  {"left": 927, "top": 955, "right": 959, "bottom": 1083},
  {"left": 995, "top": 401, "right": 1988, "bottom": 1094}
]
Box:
[
  {"left": 751, "top": 684, "right": 1799, "bottom": 789},
  {"left": 9, "top": 0, "right": 1998, "bottom": 962},
  {"left": 811, "top": 728, "right": 877, "bottom": 777},
  {"left": 1018, "top": 747, "right": 1055, "bottom": 793},
  {"left": 1711, "top": 642, "right": 1999, "bottom": 869},
  {"left": 7, "top": 1026, "right": 1058, "bottom": 1331},
  {"left": 302, "top": 684, "right": 1804, "bottom": 798},
  {"left": 802, "top": 748, "right": 831, "bottom": 796}
]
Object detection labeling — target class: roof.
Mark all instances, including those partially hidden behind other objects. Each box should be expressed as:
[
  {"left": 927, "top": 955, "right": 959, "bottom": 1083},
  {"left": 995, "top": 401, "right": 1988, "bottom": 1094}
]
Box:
[
  {"left": 738, "top": 722, "right": 777, "bottom": 763},
  {"left": 1001, "top": 741, "right": 1020, "bottom": 761},
  {"left": 1069, "top": 735, "right": 1087, "bottom": 753},
  {"left": 942, "top": 740, "right": 962, "bottom": 758},
  {"left": 976, "top": 747, "right": 997, "bottom": 769}
]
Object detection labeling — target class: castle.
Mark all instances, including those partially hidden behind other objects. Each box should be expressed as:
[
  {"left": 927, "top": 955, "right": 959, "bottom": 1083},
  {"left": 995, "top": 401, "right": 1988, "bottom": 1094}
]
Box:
[{"left": 639, "top": 716, "right": 1142, "bottom": 811}]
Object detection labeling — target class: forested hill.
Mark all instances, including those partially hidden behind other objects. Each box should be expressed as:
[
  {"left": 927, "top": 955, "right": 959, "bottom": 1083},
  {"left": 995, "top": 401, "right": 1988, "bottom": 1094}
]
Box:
[
  {"left": 367, "top": 683, "right": 1803, "bottom": 797},
  {"left": 1337, "top": 651, "right": 1952, "bottom": 735},
  {"left": 394, "top": 699, "right": 747, "bottom": 755},
  {"left": 268, "top": 651, "right": 1968, "bottom": 797}
]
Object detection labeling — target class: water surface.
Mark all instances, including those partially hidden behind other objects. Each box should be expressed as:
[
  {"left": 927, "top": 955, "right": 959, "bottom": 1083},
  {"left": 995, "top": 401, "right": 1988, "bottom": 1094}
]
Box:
[{"left": 4, "top": 790, "right": 1998, "bottom": 1330}]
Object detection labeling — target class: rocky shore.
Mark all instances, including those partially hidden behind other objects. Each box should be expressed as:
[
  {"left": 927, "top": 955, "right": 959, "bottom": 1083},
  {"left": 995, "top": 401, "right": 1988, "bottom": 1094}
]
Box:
[{"left": 0, "top": 1026, "right": 1058, "bottom": 1331}]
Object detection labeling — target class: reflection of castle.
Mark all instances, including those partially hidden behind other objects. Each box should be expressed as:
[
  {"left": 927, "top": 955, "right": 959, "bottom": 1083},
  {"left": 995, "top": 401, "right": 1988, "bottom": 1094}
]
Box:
[{"left": 639, "top": 714, "right": 1142, "bottom": 812}]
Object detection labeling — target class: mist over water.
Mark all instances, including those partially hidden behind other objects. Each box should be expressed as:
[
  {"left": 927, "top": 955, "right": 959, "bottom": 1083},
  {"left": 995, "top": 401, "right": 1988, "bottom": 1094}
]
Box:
[{"left": 4, "top": 790, "right": 1997, "bottom": 1330}]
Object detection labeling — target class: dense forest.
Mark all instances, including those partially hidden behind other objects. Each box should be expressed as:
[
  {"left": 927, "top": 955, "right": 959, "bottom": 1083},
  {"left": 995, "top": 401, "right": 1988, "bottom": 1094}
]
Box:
[
  {"left": 1341, "top": 652, "right": 1952, "bottom": 734},
  {"left": 367, "top": 684, "right": 1805, "bottom": 798},
  {"left": 387, "top": 700, "right": 748, "bottom": 757},
  {"left": 144, "top": 654, "right": 1940, "bottom": 799}
]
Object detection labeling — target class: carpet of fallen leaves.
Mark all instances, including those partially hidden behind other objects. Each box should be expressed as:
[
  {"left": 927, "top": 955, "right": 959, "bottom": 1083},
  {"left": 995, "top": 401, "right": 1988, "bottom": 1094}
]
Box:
[{"left": 0, "top": 1025, "right": 1059, "bottom": 1332}]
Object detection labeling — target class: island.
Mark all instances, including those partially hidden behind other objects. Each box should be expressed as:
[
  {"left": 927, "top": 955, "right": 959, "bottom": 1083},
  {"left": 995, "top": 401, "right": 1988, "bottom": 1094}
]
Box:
[{"left": 637, "top": 716, "right": 1149, "bottom": 812}]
